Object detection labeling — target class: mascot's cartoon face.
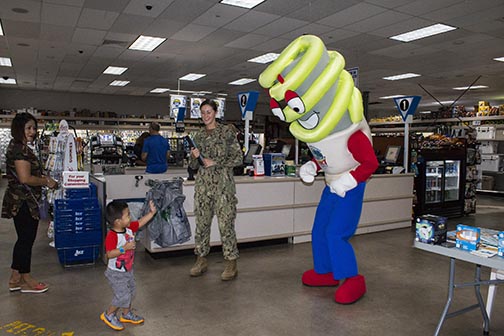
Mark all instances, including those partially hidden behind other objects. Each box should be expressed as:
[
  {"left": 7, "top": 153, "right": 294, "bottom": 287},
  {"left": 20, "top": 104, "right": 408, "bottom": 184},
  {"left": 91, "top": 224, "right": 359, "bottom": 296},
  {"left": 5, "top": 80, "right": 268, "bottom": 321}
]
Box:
[{"left": 259, "top": 35, "right": 363, "bottom": 143}]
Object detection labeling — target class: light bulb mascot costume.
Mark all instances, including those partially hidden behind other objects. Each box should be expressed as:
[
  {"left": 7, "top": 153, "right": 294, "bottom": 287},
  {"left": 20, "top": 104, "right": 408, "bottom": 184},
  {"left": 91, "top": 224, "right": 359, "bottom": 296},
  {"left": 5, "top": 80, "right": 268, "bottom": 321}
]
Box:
[{"left": 259, "top": 35, "right": 378, "bottom": 304}]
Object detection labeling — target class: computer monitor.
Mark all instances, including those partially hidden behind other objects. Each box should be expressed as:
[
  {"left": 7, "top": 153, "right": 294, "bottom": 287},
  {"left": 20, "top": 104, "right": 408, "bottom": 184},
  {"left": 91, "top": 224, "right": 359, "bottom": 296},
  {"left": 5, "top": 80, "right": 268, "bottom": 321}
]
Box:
[
  {"left": 281, "top": 144, "right": 291, "bottom": 157},
  {"left": 243, "top": 143, "right": 262, "bottom": 165},
  {"left": 384, "top": 145, "right": 401, "bottom": 164}
]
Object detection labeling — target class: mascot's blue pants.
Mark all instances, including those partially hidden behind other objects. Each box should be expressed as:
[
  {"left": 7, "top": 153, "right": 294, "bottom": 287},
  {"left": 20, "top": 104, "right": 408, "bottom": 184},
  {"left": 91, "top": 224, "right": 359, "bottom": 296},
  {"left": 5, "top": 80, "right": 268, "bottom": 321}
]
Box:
[{"left": 312, "top": 182, "right": 365, "bottom": 280}]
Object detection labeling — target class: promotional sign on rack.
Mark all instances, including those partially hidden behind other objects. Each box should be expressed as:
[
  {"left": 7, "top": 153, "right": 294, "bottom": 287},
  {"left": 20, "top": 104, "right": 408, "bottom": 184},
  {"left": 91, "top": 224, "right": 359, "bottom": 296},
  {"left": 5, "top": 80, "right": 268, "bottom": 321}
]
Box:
[
  {"left": 213, "top": 97, "right": 225, "bottom": 119},
  {"left": 190, "top": 97, "right": 202, "bottom": 119},
  {"left": 62, "top": 171, "right": 89, "bottom": 189},
  {"left": 170, "top": 95, "right": 187, "bottom": 118}
]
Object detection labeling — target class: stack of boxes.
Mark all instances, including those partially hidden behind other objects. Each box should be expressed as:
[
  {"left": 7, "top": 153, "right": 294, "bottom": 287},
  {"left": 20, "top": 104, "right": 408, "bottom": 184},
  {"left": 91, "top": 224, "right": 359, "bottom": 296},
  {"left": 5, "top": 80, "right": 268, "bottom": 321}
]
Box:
[
  {"left": 477, "top": 124, "right": 504, "bottom": 190},
  {"left": 54, "top": 183, "right": 102, "bottom": 266}
]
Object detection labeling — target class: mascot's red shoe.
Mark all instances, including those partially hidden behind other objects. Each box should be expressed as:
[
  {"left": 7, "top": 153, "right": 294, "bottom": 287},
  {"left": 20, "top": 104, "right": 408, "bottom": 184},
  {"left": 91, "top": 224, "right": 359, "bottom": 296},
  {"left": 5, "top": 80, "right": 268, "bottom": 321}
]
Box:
[
  {"left": 334, "top": 274, "right": 366, "bottom": 304},
  {"left": 302, "top": 269, "right": 340, "bottom": 287}
]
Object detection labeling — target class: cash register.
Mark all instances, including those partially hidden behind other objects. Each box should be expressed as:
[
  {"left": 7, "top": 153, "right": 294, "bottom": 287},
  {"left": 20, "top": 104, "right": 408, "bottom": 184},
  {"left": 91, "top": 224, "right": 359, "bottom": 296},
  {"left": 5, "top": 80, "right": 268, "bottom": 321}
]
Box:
[{"left": 376, "top": 145, "right": 404, "bottom": 174}]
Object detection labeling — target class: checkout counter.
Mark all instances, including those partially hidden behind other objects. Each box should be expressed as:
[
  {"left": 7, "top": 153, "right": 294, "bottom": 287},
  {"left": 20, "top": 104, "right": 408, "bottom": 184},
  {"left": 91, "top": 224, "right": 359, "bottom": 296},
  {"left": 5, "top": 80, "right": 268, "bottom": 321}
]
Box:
[{"left": 91, "top": 168, "right": 414, "bottom": 256}]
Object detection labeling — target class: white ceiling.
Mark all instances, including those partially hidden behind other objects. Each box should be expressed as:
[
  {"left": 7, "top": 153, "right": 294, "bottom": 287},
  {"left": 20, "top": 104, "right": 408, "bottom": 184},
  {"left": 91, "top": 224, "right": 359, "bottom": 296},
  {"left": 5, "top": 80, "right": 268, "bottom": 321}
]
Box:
[{"left": 0, "top": 0, "right": 503, "bottom": 116}]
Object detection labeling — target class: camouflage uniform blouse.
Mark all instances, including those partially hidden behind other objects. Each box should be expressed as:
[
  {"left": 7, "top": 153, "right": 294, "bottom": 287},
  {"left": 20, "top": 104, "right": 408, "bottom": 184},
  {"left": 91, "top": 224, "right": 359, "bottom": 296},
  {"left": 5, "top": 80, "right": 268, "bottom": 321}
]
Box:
[
  {"left": 1, "top": 140, "right": 43, "bottom": 220},
  {"left": 189, "top": 123, "right": 243, "bottom": 194}
]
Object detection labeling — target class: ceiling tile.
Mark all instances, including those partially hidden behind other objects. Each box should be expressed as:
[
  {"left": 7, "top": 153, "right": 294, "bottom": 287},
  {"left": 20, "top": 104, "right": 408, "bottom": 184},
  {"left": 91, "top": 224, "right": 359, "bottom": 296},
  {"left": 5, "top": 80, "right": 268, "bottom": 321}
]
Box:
[
  {"left": 1, "top": 19, "right": 41, "bottom": 39},
  {"left": 422, "top": 0, "right": 504, "bottom": 22},
  {"left": 159, "top": 0, "right": 215, "bottom": 22},
  {"left": 224, "top": 33, "right": 271, "bottom": 49},
  {"left": 396, "top": 0, "right": 462, "bottom": 16},
  {"left": 252, "top": 0, "right": 308, "bottom": 16},
  {"left": 367, "top": 17, "right": 434, "bottom": 38},
  {"left": 194, "top": 3, "right": 248, "bottom": 28},
  {"left": 41, "top": 3, "right": 81, "bottom": 27},
  {"left": 250, "top": 37, "right": 292, "bottom": 52},
  {"left": 343, "top": 10, "right": 412, "bottom": 33},
  {"left": 72, "top": 28, "right": 107, "bottom": 46},
  {"left": 317, "top": 2, "right": 388, "bottom": 28},
  {"left": 142, "top": 19, "right": 187, "bottom": 37},
  {"left": 280, "top": 23, "right": 334, "bottom": 41},
  {"left": 40, "top": 24, "right": 74, "bottom": 42},
  {"left": 224, "top": 10, "right": 280, "bottom": 33},
  {"left": 364, "top": 0, "right": 416, "bottom": 9},
  {"left": 44, "top": 0, "right": 85, "bottom": 7},
  {"left": 123, "top": 0, "right": 176, "bottom": 18},
  {"left": 170, "top": 24, "right": 218, "bottom": 42},
  {"left": 78, "top": 8, "right": 120, "bottom": 30},
  {"left": 253, "top": 17, "right": 309, "bottom": 37},
  {"left": 109, "top": 14, "right": 155, "bottom": 35},
  {"left": 83, "top": 0, "right": 129, "bottom": 12},
  {"left": 287, "top": 0, "right": 360, "bottom": 22},
  {"left": 0, "top": 0, "right": 42, "bottom": 23}
]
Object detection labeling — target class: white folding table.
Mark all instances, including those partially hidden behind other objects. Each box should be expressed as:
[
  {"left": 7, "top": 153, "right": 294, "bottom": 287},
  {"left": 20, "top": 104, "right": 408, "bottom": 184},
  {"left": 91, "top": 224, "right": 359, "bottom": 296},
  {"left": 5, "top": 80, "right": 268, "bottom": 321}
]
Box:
[{"left": 414, "top": 241, "right": 504, "bottom": 336}]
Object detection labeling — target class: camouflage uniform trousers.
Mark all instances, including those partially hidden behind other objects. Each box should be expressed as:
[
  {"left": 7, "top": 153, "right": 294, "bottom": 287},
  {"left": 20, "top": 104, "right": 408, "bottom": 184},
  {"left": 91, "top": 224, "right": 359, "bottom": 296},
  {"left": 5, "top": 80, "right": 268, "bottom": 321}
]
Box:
[{"left": 194, "top": 184, "right": 239, "bottom": 260}]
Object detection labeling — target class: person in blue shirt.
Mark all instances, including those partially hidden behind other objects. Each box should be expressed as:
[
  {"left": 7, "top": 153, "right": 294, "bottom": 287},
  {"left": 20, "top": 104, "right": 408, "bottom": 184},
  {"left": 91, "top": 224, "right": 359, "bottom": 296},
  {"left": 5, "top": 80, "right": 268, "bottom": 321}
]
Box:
[{"left": 141, "top": 122, "right": 170, "bottom": 174}]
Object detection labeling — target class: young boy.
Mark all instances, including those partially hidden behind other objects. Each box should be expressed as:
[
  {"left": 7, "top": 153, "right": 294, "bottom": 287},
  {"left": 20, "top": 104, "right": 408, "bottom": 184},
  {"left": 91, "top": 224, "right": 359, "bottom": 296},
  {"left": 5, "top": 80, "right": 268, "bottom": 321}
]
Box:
[{"left": 100, "top": 200, "right": 156, "bottom": 331}]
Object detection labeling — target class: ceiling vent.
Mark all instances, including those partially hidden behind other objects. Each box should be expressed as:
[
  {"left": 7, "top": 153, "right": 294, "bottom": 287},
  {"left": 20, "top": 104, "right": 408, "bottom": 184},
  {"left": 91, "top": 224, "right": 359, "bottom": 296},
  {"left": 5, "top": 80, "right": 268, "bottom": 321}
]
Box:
[{"left": 102, "top": 39, "right": 129, "bottom": 48}]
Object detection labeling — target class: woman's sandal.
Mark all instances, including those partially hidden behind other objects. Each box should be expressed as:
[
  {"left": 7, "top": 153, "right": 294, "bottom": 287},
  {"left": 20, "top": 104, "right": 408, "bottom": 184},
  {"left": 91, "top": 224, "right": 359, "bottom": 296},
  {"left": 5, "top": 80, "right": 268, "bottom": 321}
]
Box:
[
  {"left": 9, "top": 280, "right": 22, "bottom": 292},
  {"left": 20, "top": 282, "right": 48, "bottom": 294}
]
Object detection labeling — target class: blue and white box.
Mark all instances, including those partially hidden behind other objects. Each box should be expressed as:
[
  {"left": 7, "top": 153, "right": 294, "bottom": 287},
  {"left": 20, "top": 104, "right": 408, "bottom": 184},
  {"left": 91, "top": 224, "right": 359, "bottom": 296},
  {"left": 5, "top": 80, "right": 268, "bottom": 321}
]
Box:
[
  {"left": 455, "top": 224, "right": 480, "bottom": 251},
  {"left": 415, "top": 215, "right": 447, "bottom": 245},
  {"left": 498, "top": 232, "right": 504, "bottom": 257}
]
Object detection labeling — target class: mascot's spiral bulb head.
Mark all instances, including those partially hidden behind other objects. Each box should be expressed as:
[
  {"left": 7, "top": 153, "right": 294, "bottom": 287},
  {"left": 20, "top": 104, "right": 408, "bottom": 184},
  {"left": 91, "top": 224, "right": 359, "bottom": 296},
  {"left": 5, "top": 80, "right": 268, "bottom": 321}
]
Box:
[{"left": 259, "top": 35, "right": 364, "bottom": 143}]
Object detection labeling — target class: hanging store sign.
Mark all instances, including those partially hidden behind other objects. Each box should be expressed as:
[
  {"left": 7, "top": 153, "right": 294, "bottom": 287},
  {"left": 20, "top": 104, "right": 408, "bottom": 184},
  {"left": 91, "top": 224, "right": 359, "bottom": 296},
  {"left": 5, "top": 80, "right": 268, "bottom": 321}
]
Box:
[
  {"left": 394, "top": 96, "right": 421, "bottom": 122},
  {"left": 238, "top": 91, "right": 259, "bottom": 121}
]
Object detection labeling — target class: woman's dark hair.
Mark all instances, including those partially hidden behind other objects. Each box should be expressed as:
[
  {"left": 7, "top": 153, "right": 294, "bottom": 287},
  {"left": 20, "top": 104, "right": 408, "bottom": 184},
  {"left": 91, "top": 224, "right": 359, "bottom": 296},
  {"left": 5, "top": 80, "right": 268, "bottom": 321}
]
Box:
[
  {"left": 11, "top": 113, "right": 38, "bottom": 143},
  {"left": 200, "top": 99, "right": 218, "bottom": 112},
  {"left": 106, "top": 200, "right": 128, "bottom": 226}
]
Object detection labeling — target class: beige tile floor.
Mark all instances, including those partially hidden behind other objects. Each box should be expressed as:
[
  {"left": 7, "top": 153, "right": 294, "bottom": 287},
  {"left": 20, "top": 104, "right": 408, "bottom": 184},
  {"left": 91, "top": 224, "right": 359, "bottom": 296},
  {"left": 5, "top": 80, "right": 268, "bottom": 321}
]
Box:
[{"left": 1, "top": 178, "right": 503, "bottom": 336}]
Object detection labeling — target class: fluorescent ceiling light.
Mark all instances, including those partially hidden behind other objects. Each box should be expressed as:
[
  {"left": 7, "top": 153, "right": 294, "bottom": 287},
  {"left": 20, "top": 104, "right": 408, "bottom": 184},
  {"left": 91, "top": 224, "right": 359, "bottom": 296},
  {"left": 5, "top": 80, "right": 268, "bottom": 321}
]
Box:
[
  {"left": 220, "top": 0, "right": 266, "bottom": 9},
  {"left": 0, "top": 57, "right": 12, "bottom": 67},
  {"left": 179, "top": 73, "right": 206, "bottom": 81},
  {"left": 128, "top": 35, "right": 166, "bottom": 52},
  {"left": 389, "top": 23, "right": 457, "bottom": 42},
  {"left": 109, "top": 80, "right": 130, "bottom": 87},
  {"left": 379, "top": 95, "right": 406, "bottom": 99},
  {"left": 0, "top": 20, "right": 4, "bottom": 36},
  {"left": 453, "top": 85, "right": 488, "bottom": 90},
  {"left": 0, "top": 78, "right": 16, "bottom": 84},
  {"left": 382, "top": 73, "right": 421, "bottom": 81},
  {"left": 229, "top": 78, "right": 256, "bottom": 85},
  {"left": 103, "top": 66, "right": 128, "bottom": 75},
  {"left": 150, "top": 88, "right": 170, "bottom": 93},
  {"left": 493, "top": 57, "right": 504, "bottom": 62},
  {"left": 248, "top": 53, "right": 280, "bottom": 64}
]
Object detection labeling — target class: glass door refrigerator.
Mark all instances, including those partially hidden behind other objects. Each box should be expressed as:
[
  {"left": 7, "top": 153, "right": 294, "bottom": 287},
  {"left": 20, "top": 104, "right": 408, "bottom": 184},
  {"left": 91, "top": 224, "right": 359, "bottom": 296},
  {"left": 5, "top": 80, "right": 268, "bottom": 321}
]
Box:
[{"left": 415, "top": 148, "right": 466, "bottom": 218}]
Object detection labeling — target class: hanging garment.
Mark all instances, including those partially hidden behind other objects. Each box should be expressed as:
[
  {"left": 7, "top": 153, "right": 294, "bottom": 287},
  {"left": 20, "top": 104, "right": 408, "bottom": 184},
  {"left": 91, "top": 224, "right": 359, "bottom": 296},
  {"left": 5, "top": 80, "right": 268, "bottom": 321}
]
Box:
[{"left": 142, "top": 178, "right": 191, "bottom": 247}]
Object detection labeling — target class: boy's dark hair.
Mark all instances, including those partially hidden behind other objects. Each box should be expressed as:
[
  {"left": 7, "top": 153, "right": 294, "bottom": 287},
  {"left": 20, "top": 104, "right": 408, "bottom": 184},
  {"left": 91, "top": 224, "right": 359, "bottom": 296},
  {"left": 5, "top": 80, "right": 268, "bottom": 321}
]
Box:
[
  {"left": 200, "top": 99, "right": 218, "bottom": 112},
  {"left": 106, "top": 200, "right": 128, "bottom": 226},
  {"left": 11, "top": 113, "right": 38, "bottom": 143}
]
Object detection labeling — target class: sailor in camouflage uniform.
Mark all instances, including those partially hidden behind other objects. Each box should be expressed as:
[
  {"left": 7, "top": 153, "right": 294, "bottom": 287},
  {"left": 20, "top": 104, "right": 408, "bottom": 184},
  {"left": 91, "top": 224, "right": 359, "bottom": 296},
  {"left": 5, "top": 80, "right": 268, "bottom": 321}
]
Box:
[{"left": 188, "top": 100, "right": 243, "bottom": 280}]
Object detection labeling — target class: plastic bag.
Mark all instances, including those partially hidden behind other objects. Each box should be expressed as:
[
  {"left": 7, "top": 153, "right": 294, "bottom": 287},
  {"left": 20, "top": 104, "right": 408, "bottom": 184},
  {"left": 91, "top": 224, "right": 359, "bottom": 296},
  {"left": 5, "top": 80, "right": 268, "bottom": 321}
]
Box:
[{"left": 38, "top": 198, "right": 50, "bottom": 221}]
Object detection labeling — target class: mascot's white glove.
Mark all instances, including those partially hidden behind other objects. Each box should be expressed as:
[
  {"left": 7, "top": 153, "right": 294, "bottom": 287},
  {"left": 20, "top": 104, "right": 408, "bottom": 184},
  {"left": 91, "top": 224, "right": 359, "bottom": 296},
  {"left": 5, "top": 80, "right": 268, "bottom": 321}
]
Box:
[
  {"left": 299, "top": 161, "right": 317, "bottom": 183},
  {"left": 329, "top": 172, "right": 358, "bottom": 198}
]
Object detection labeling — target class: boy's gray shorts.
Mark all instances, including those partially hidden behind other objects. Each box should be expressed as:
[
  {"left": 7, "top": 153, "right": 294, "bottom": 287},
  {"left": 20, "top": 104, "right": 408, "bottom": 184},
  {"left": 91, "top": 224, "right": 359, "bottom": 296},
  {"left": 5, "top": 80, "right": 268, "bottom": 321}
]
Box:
[{"left": 105, "top": 268, "right": 136, "bottom": 308}]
